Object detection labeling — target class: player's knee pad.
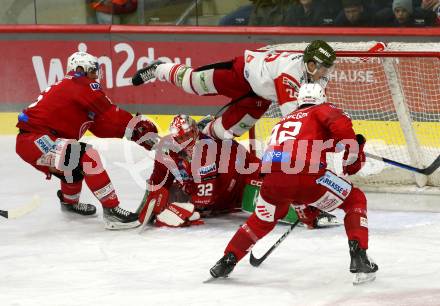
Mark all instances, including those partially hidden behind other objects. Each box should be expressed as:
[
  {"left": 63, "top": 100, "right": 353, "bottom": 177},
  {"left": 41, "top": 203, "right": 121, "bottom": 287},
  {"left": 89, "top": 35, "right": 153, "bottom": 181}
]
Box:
[
  {"left": 254, "top": 193, "right": 289, "bottom": 224},
  {"left": 246, "top": 194, "right": 279, "bottom": 239},
  {"left": 80, "top": 147, "right": 106, "bottom": 175},
  {"left": 341, "top": 187, "right": 367, "bottom": 215},
  {"left": 48, "top": 140, "right": 89, "bottom": 183}
]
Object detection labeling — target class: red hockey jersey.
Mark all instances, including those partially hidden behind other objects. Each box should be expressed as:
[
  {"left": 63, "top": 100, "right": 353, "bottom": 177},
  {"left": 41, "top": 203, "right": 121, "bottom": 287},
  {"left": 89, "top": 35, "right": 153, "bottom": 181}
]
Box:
[
  {"left": 17, "top": 72, "right": 133, "bottom": 140},
  {"left": 262, "top": 103, "right": 357, "bottom": 174}
]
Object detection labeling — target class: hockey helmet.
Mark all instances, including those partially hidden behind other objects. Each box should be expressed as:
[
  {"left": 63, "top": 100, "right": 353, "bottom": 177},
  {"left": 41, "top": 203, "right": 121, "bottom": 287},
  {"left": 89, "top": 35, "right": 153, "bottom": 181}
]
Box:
[
  {"left": 66, "top": 51, "right": 99, "bottom": 76},
  {"left": 297, "top": 83, "right": 327, "bottom": 107},
  {"left": 169, "top": 114, "right": 199, "bottom": 149},
  {"left": 303, "top": 40, "right": 336, "bottom": 69}
]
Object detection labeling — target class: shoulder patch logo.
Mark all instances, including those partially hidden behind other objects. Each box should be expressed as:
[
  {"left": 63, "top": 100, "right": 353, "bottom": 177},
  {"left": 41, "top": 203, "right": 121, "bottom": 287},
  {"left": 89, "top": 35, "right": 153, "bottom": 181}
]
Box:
[{"left": 90, "top": 82, "right": 102, "bottom": 91}]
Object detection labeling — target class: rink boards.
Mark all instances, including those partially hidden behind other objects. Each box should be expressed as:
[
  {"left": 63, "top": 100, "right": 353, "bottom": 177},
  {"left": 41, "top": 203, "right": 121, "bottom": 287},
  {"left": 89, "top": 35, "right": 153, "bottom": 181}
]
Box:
[{"left": 2, "top": 112, "right": 440, "bottom": 148}]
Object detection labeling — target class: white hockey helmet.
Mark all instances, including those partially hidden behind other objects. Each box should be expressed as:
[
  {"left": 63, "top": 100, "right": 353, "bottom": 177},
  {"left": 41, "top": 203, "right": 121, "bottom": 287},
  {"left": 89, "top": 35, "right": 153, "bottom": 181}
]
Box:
[
  {"left": 66, "top": 51, "right": 99, "bottom": 76},
  {"left": 297, "top": 83, "right": 327, "bottom": 107}
]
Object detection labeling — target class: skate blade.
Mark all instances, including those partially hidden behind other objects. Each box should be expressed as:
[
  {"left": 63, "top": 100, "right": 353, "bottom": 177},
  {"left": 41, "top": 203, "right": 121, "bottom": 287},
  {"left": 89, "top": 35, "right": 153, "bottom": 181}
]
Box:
[
  {"left": 61, "top": 210, "right": 98, "bottom": 219},
  {"left": 203, "top": 277, "right": 218, "bottom": 284},
  {"left": 104, "top": 220, "right": 141, "bottom": 230},
  {"left": 315, "top": 219, "right": 342, "bottom": 228},
  {"left": 203, "top": 275, "right": 229, "bottom": 283},
  {"left": 353, "top": 272, "right": 376, "bottom": 285}
]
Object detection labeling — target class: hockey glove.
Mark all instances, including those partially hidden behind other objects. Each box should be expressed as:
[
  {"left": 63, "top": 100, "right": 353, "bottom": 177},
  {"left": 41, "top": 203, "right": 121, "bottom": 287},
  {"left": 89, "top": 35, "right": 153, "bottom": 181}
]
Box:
[
  {"left": 293, "top": 205, "right": 321, "bottom": 229},
  {"left": 196, "top": 114, "right": 215, "bottom": 132},
  {"left": 342, "top": 134, "right": 366, "bottom": 176},
  {"left": 174, "top": 159, "right": 197, "bottom": 195},
  {"left": 130, "top": 114, "right": 159, "bottom": 151},
  {"left": 155, "top": 202, "right": 204, "bottom": 227}
]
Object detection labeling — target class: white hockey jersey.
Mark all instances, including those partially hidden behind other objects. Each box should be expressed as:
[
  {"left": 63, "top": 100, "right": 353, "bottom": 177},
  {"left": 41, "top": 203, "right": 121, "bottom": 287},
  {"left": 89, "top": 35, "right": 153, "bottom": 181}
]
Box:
[{"left": 243, "top": 49, "right": 329, "bottom": 116}]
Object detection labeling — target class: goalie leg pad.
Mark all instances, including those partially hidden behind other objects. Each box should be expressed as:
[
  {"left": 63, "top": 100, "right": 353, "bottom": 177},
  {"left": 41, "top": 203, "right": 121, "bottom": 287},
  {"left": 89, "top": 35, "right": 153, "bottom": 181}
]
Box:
[{"left": 138, "top": 187, "right": 170, "bottom": 223}]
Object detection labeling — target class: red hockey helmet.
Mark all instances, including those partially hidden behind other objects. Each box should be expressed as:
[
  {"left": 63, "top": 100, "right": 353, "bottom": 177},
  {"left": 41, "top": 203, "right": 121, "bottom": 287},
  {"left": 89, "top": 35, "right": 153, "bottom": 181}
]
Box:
[{"left": 169, "top": 114, "right": 199, "bottom": 149}]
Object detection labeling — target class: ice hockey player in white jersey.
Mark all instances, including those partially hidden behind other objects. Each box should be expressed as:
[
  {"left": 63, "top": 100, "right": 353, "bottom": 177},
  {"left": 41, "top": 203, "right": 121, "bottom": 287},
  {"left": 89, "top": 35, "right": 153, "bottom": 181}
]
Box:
[{"left": 131, "top": 40, "right": 336, "bottom": 139}]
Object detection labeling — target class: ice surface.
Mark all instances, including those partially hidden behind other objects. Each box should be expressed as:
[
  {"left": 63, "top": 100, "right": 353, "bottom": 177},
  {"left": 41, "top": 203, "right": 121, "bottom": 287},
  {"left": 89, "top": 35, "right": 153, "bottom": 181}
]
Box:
[{"left": 1, "top": 136, "right": 440, "bottom": 306}]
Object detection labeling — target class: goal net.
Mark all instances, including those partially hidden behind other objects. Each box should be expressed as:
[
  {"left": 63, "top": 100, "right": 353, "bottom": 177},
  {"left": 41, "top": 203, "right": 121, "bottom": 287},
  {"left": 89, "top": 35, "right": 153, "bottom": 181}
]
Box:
[{"left": 251, "top": 42, "right": 440, "bottom": 192}]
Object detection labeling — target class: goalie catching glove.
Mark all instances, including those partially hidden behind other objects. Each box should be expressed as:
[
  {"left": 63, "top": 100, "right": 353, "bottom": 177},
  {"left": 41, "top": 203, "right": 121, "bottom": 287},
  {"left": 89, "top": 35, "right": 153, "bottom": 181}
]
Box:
[
  {"left": 138, "top": 187, "right": 203, "bottom": 227},
  {"left": 155, "top": 202, "right": 203, "bottom": 227}
]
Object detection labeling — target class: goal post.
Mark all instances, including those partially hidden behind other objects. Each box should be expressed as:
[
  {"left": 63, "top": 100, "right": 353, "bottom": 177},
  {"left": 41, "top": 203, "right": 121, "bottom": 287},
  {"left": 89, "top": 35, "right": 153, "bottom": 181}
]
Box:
[{"left": 249, "top": 46, "right": 440, "bottom": 193}]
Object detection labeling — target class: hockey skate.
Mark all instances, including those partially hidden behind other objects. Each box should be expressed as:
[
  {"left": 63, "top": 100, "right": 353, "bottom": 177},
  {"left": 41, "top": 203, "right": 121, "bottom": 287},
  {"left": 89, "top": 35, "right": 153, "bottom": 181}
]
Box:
[
  {"left": 131, "top": 60, "right": 164, "bottom": 86},
  {"left": 57, "top": 190, "right": 96, "bottom": 216},
  {"left": 210, "top": 253, "right": 237, "bottom": 278},
  {"left": 349, "top": 240, "right": 378, "bottom": 285},
  {"left": 314, "top": 211, "right": 341, "bottom": 228},
  {"left": 103, "top": 206, "right": 140, "bottom": 230}
]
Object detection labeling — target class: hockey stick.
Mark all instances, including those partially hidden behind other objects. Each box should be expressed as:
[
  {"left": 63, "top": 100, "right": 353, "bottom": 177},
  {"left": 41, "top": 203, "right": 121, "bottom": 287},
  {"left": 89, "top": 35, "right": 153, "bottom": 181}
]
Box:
[
  {"left": 0, "top": 196, "right": 41, "bottom": 219},
  {"left": 249, "top": 219, "right": 300, "bottom": 267},
  {"left": 365, "top": 152, "right": 440, "bottom": 175}
]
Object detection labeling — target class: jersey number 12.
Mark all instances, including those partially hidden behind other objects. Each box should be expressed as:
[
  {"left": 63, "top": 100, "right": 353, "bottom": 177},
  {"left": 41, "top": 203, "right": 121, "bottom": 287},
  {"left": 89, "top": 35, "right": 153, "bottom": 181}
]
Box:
[{"left": 268, "top": 121, "right": 302, "bottom": 146}]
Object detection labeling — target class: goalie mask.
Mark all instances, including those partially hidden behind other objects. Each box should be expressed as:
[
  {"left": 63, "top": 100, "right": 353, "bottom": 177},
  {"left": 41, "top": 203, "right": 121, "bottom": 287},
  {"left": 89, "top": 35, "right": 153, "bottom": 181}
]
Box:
[
  {"left": 297, "top": 83, "right": 327, "bottom": 107},
  {"left": 169, "top": 114, "right": 199, "bottom": 154},
  {"left": 67, "top": 51, "right": 100, "bottom": 79}
]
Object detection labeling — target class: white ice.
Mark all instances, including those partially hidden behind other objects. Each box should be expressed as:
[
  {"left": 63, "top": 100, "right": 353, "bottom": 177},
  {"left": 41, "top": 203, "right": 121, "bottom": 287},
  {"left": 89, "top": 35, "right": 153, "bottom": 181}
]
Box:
[{"left": 1, "top": 135, "right": 440, "bottom": 306}]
